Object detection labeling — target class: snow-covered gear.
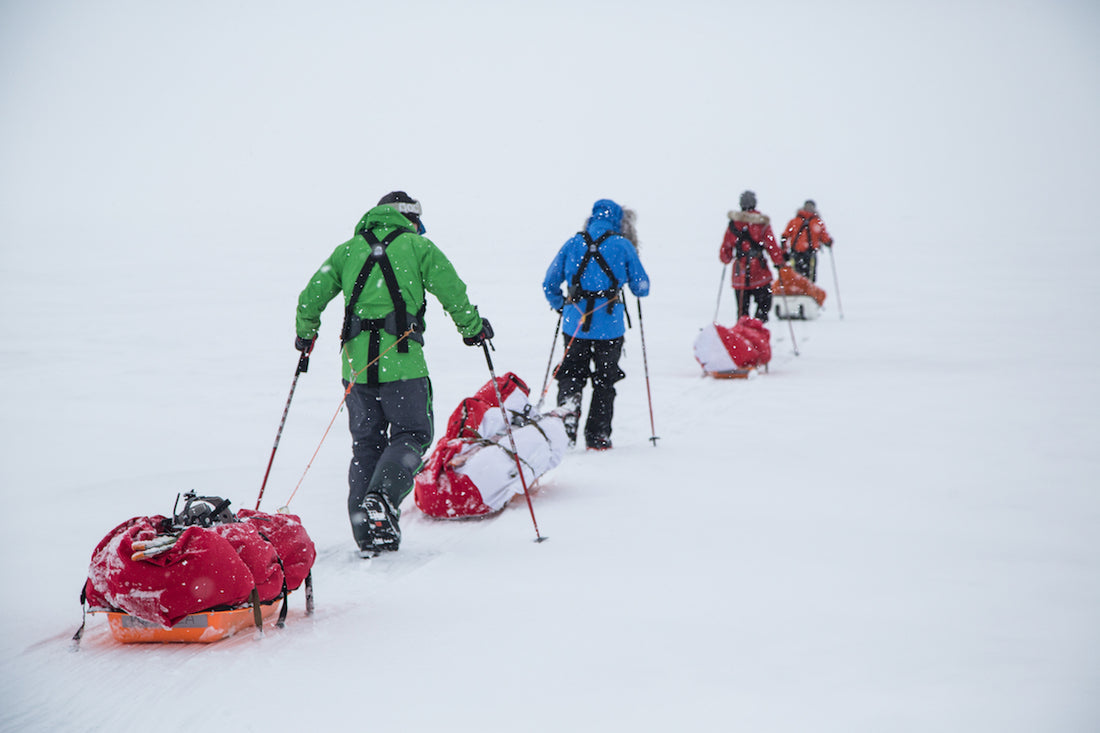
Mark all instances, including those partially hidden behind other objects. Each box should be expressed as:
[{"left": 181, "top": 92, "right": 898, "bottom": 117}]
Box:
[
  {"left": 82, "top": 500, "right": 315, "bottom": 631},
  {"left": 358, "top": 493, "right": 401, "bottom": 554},
  {"left": 542, "top": 199, "right": 650, "bottom": 340},
  {"left": 296, "top": 203, "right": 484, "bottom": 385},
  {"left": 693, "top": 317, "right": 772, "bottom": 375},
  {"left": 414, "top": 373, "right": 567, "bottom": 520}
]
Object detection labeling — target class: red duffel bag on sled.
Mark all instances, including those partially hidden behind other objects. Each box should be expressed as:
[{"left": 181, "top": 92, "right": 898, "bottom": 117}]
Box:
[
  {"left": 76, "top": 493, "right": 316, "bottom": 644},
  {"left": 414, "top": 373, "right": 568, "bottom": 519},
  {"left": 693, "top": 317, "right": 771, "bottom": 378}
]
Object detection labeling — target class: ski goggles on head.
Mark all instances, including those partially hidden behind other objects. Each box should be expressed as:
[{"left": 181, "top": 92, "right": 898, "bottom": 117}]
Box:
[{"left": 391, "top": 201, "right": 425, "bottom": 234}]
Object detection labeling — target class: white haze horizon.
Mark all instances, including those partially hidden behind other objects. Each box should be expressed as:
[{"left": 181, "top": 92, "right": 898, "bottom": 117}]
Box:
[{"left": 2, "top": 1, "right": 1098, "bottom": 731}]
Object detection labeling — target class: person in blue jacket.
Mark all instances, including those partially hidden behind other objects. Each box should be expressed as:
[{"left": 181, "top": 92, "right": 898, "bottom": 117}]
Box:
[{"left": 542, "top": 199, "right": 650, "bottom": 450}]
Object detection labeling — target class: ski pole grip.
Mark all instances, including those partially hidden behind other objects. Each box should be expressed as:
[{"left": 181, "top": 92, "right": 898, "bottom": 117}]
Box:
[{"left": 297, "top": 351, "right": 310, "bottom": 374}]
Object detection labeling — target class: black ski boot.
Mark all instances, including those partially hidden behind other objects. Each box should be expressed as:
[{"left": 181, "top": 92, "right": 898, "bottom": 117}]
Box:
[
  {"left": 559, "top": 393, "right": 581, "bottom": 447},
  {"left": 358, "top": 493, "right": 401, "bottom": 556}
]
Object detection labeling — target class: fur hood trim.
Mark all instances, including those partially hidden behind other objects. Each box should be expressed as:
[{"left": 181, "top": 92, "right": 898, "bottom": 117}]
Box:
[{"left": 728, "top": 210, "right": 770, "bottom": 226}]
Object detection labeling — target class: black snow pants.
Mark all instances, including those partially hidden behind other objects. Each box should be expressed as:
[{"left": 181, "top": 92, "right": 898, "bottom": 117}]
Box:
[
  {"left": 556, "top": 336, "right": 625, "bottom": 449},
  {"left": 735, "top": 286, "right": 773, "bottom": 323},
  {"left": 344, "top": 377, "right": 433, "bottom": 547},
  {"left": 792, "top": 250, "right": 818, "bottom": 282}
]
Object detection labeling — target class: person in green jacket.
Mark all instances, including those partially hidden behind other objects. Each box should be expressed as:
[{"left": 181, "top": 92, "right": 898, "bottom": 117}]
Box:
[{"left": 295, "top": 191, "right": 493, "bottom": 556}]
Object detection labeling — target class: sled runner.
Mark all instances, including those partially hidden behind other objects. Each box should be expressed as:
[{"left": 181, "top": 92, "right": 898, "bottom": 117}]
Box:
[
  {"left": 104, "top": 600, "right": 284, "bottom": 644},
  {"left": 414, "top": 372, "right": 568, "bottom": 519},
  {"left": 707, "top": 366, "right": 758, "bottom": 380},
  {"left": 76, "top": 493, "right": 316, "bottom": 645},
  {"left": 693, "top": 318, "right": 771, "bottom": 378},
  {"left": 773, "top": 267, "right": 826, "bottom": 320}
]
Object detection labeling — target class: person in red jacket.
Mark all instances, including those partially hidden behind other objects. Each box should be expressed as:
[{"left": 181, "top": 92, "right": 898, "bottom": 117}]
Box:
[
  {"left": 781, "top": 199, "right": 834, "bottom": 282},
  {"left": 719, "top": 190, "right": 787, "bottom": 323}
]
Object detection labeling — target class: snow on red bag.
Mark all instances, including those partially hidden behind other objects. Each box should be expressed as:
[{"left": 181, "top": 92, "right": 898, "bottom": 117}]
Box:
[
  {"left": 83, "top": 519, "right": 255, "bottom": 627},
  {"left": 236, "top": 509, "right": 316, "bottom": 592},
  {"left": 82, "top": 496, "right": 317, "bottom": 628},
  {"left": 414, "top": 373, "right": 568, "bottom": 519},
  {"left": 693, "top": 317, "right": 772, "bottom": 372}
]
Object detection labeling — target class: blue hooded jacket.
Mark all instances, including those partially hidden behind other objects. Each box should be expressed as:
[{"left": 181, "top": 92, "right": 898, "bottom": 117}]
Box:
[{"left": 542, "top": 199, "right": 650, "bottom": 340}]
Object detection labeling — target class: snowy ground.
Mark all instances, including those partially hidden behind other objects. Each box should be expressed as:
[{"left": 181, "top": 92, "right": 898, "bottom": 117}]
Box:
[{"left": 2, "top": 2, "right": 1099, "bottom": 732}]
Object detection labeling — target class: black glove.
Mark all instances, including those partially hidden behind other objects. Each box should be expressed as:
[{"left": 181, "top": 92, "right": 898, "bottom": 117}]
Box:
[
  {"left": 463, "top": 318, "right": 494, "bottom": 346},
  {"left": 295, "top": 335, "right": 316, "bottom": 353},
  {"left": 825, "top": 239, "right": 834, "bottom": 248}
]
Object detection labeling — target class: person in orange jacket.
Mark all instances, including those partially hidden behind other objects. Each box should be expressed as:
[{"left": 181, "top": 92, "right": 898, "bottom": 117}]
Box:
[
  {"left": 719, "top": 190, "right": 787, "bottom": 323},
  {"left": 781, "top": 199, "right": 833, "bottom": 282}
]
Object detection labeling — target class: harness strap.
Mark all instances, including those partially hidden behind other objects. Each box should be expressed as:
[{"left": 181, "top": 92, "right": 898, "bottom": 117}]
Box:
[
  {"left": 341, "top": 227, "right": 415, "bottom": 386},
  {"left": 794, "top": 216, "right": 813, "bottom": 252},
  {"left": 571, "top": 231, "right": 621, "bottom": 332}
]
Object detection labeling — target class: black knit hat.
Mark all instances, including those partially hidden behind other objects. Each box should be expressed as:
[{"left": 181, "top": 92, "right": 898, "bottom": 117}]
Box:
[{"left": 739, "top": 190, "right": 757, "bottom": 211}]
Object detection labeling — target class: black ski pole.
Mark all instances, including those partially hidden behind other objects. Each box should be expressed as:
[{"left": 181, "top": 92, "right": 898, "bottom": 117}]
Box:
[
  {"left": 536, "top": 311, "right": 563, "bottom": 410},
  {"left": 256, "top": 346, "right": 312, "bottom": 510},
  {"left": 827, "top": 245, "right": 844, "bottom": 319},
  {"left": 636, "top": 298, "right": 659, "bottom": 446},
  {"left": 481, "top": 340, "right": 546, "bottom": 543},
  {"left": 713, "top": 264, "right": 727, "bottom": 322}
]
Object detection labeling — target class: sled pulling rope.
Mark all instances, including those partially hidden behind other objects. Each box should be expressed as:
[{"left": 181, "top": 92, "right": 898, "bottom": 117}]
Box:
[
  {"left": 278, "top": 328, "right": 416, "bottom": 510},
  {"left": 535, "top": 299, "right": 616, "bottom": 409}
]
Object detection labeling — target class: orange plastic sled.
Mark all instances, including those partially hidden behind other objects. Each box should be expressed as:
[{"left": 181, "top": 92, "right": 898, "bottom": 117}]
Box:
[
  {"left": 104, "top": 599, "right": 282, "bottom": 643},
  {"left": 706, "top": 367, "right": 756, "bottom": 379}
]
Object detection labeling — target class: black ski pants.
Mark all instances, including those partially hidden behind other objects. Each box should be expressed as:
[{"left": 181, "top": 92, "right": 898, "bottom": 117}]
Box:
[
  {"left": 735, "top": 286, "right": 773, "bottom": 323},
  {"left": 556, "top": 336, "right": 625, "bottom": 448},
  {"left": 344, "top": 378, "right": 433, "bottom": 544},
  {"left": 792, "top": 250, "right": 818, "bottom": 281}
]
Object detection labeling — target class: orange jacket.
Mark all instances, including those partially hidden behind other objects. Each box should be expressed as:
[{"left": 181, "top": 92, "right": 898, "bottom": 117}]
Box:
[{"left": 782, "top": 209, "right": 832, "bottom": 254}]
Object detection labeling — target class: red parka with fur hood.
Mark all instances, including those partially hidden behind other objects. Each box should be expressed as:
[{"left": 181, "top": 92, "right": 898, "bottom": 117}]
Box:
[{"left": 720, "top": 210, "right": 786, "bottom": 290}]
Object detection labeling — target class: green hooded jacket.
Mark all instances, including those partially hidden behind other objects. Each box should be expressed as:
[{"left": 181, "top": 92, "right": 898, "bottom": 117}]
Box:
[{"left": 296, "top": 205, "right": 483, "bottom": 383}]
